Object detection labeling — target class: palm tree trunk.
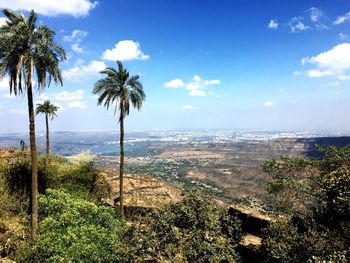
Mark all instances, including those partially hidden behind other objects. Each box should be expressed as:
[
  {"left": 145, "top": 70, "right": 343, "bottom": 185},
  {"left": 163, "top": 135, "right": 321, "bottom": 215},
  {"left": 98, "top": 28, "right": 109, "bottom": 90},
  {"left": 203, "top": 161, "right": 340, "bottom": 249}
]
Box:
[
  {"left": 27, "top": 81, "right": 38, "bottom": 238},
  {"left": 119, "top": 115, "right": 125, "bottom": 219},
  {"left": 45, "top": 113, "right": 49, "bottom": 159}
]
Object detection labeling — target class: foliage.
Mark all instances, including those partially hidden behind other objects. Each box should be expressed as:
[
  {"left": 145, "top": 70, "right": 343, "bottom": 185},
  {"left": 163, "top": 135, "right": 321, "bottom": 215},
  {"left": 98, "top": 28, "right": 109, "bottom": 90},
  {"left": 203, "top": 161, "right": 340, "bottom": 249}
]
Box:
[
  {"left": 45, "top": 154, "right": 111, "bottom": 202},
  {"left": 320, "top": 165, "right": 350, "bottom": 219},
  {"left": 0, "top": 8, "right": 67, "bottom": 237},
  {"left": 263, "top": 146, "right": 350, "bottom": 222},
  {"left": 0, "top": 9, "right": 66, "bottom": 94},
  {"left": 92, "top": 60, "right": 146, "bottom": 121},
  {"left": 262, "top": 146, "right": 350, "bottom": 262},
  {"left": 118, "top": 194, "right": 242, "bottom": 262},
  {"left": 262, "top": 219, "right": 348, "bottom": 263},
  {"left": 3, "top": 158, "right": 47, "bottom": 197},
  {"left": 17, "top": 189, "right": 121, "bottom": 262},
  {"left": 308, "top": 250, "right": 348, "bottom": 263},
  {"left": 1, "top": 155, "right": 111, "bottom": 204},
  {"left": 93, "top": 60, "right": 146, "bottom": 218},
  {"left": 263, "top": 156, "right": 318, "bottom": 215},
  {"left": 35, "top": 100, "right": 60, "bottom": 120}
]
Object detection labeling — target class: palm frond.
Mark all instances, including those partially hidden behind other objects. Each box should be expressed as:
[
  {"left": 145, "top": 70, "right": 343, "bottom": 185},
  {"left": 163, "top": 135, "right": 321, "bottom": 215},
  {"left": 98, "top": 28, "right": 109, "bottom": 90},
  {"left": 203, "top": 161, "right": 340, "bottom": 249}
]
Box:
[{"left": 93, "top": 60, "right": 146, "bottom": 122}]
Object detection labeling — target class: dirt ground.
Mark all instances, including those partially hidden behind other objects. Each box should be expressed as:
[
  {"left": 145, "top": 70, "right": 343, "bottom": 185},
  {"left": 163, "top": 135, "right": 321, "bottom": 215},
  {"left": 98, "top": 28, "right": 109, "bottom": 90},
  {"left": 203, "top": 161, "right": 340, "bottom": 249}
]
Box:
[{"left": 102, "top": 170, "right": 183, "bottom": 207}]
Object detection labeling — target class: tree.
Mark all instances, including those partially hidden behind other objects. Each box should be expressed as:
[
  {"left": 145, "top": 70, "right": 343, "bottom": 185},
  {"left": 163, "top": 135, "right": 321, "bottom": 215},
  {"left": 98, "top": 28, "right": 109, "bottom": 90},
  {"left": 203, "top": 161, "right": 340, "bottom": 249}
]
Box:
[
  {"left": 36, "top": 100, "right": 59, "bottom": 159},
  {"left": 93, "top": 61, "right": 145, "bottom": 219},
  {"left": 0, "top": 9, "right": 66, "bottom": 238}
]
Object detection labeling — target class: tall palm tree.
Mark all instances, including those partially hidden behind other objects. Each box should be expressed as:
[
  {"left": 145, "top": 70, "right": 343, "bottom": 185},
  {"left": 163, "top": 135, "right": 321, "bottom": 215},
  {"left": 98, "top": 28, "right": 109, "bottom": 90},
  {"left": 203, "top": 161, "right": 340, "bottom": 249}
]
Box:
[
  {"left": 93, "top": 61, "right": 145, "bottom": 219},
  {"left": 36, "top": 100, "right": 59, "bottom": 159},
  {"left": 0, "top": 9, "right": 66, "bottom": 238}
]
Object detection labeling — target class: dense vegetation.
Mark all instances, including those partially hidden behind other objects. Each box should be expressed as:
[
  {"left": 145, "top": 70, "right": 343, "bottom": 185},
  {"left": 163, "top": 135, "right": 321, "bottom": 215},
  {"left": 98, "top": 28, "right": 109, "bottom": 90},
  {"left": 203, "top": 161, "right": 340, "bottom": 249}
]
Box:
[
  {"left": 1, "top": 146, "right": 348, "bottom": 262},
  {"left": 18, "top": 189, "right": 121, "bottom": 262},
  {"left": 118, "top": 194, "right": 242, "bottom": 262},
  {"left": 262, "top": 146, "right": 350, "bottom": 262},
  {"left": 0, "top": 153, "right": 244, "bottom": 262},
  {"left": 0, "top": 155, "right": 112, "bottom": 262}
]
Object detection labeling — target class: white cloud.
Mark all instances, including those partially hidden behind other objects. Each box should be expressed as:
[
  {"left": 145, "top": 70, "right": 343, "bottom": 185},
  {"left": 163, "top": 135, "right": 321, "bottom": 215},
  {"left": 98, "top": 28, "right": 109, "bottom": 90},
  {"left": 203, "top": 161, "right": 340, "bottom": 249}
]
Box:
[
  {"left": 0, "top": 105, "right": 2, "bottom": 110},
  {"left": 164, "top": 79, "right": 185, "bottom": 89},
  {"left": 63, "top": 30, "right": 88, "bottom": 53},
  {"left": 289, "top": 17, "right": 309, "bottom": 32},
  {"left": 63, "top": 30, "right": 88, "bottom": 42},
  {"left": 182, "top": 105, "right": 196, "bottom": 111},
  {"left": 102, "top": 40, "right": 150, "bottom": 61},
  {"left": 267, "top": 19, "right": 278, "bottom": 29},
  {"left": 339, "top": 33, "right": 348, "bottom": 40},
  {"left": 164, "top": 75, "right": 220, "bottom": 97},
  {"left": 0, "top": 0, "right": 97, "bottom": 17},
  {"left": 308, "top": 7, "right": 323, "bottom": 22},
  {"left": 186, "top": 75, "right": 220, "bottom": 97},
  {"left": 338, "top": 75, "right": 350, "bottom": 80},
  {"left": 314, "top": 23, "right": 329, "bottom": 30},
  {"left": 334, "top": 11, "right": 350, "bottom": 25},
  {"left": 189, "top": 89, "right": 206, "bottom": 97},
  {"left": 9, "top": 109, "right": 26, "bottom": 115},
  {"left": 204, "top": 79, "right": 220, "bottom": 85},
  {"left": 54, "top": 89, "right": 84, "bottom": 101},
  {"left": 67, "top": 100, "right": 87, "bottom": 109},
  {"left": 306, "top": 69, "right": 334, "bottom": 77},
  {"left": 71, "top": 43, "right": 85, "bottom": 53},
  {"left": 264, "top": 101, "right": 275, "bottom": 107},
  {"left": 326, "top": 81, "right": 339, "bottom": 87},
  {"left": 301, "top": 43, "right": 350, "bottom": 78},
  {"left": 63, "top": 60, "right": 106, "bottom": 82},
  {"left": 0, "top": 17, "right": 7, "bottom": 27}
]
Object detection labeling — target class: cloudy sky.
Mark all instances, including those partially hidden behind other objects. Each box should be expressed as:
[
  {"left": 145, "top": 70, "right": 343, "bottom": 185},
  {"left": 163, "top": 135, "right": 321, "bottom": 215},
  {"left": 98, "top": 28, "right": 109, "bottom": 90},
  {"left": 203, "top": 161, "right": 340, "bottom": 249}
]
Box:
[{"left": 0, "top": 0, "right": 350, "bottom": 132}]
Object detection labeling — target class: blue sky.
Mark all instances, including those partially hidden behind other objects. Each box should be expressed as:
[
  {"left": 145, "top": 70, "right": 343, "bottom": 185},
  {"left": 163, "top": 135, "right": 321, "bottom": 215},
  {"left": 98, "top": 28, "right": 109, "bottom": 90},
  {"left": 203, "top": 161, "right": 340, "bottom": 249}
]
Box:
[{"left": 0, "top": 0, "right": 350, "bottom": 132}]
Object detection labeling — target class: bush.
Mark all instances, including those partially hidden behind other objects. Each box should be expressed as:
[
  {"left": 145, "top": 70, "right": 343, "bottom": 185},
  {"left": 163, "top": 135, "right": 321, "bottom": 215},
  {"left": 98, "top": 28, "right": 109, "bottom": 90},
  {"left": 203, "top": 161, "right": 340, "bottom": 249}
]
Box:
[
  {"left": 45, "top": 154, "right": 111, "bottom": 202},
  {"left": 17, "top": 189, "right": 122, "bottom": 262},
  {"left": 262, "top": 146, "right": 350, "bottom": 262},
  {"left": 262, "top": 218, "right": 349, "bottom": 263},
  {"left": 118, "top": 194, "right": 242, "bottom": 262},
  {"left": 320, "top": 165, "right": 350, "bottom": 221},
  {"left": 3, "top": 158, "right": 47, "bottom": 197}
]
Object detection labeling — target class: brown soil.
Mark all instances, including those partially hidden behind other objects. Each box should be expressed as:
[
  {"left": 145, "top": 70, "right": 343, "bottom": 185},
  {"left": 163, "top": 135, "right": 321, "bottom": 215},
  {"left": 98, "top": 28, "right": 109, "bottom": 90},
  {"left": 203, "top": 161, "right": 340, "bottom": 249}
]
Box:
[
  {"left": 160, "top": 150, "right": 224, "bottom": 160},
  {"left": 0, "top": 150, "right": 29, "bottom": 160},
  {"left": 102, "top": 170, "right": 183, "bottom": 207}
]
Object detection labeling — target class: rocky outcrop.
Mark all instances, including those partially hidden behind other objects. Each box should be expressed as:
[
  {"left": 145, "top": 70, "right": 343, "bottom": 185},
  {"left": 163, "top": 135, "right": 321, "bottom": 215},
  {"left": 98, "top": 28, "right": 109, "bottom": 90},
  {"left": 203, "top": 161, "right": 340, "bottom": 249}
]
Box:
[{"left": 229, "top": 205, "right": 283, "bottom": 263}]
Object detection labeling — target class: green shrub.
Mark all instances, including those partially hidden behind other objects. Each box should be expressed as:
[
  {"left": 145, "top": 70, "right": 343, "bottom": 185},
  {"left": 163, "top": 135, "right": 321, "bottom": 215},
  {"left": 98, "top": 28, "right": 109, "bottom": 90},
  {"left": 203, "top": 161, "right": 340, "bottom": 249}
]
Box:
[
  {"left": 45, "top": 155, "right": 113, "bottom": 203},
  {"left": 309, "top": 250, "right": 348, "bottom": 263},
  {"left": 17, "top": 189, "right": 121, "bottom": 262},
  {"left": 119, "top": 194, "right": 242, "bottom": 262},
  {"left": 262, "top": 146, "right": 350, "bottom": 262},
  {"left": 90, "top": 173, "right": 112, "bottom": 204},
  {"left": 263, "top": 220, "right": 323, "bottom": 262},
  {"left": 3, "top": 158, "right": 47, "bottom": 197},
  {"left": 320, "top": 165, "right": 350, "bottom": 221}
]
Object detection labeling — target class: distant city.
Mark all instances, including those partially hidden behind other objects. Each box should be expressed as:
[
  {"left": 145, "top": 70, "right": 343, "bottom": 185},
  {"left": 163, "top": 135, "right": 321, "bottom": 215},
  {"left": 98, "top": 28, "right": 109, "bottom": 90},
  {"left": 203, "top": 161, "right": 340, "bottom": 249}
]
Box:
[{"left": 1, "top": 130, "right": 349, "bottom": 155}]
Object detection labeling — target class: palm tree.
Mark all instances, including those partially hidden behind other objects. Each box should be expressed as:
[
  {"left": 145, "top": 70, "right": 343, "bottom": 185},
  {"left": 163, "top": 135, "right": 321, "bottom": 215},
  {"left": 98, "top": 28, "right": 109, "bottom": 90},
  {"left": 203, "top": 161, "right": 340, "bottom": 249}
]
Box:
[
  {"left": 0, "top": 9, "right": 66, "bottom": 238},
  {"left": 36, "top": 100, "right": 59, "bottom": 159},
  {"left": 93, "top": 61, "right": 145, "bottom": 219}
]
